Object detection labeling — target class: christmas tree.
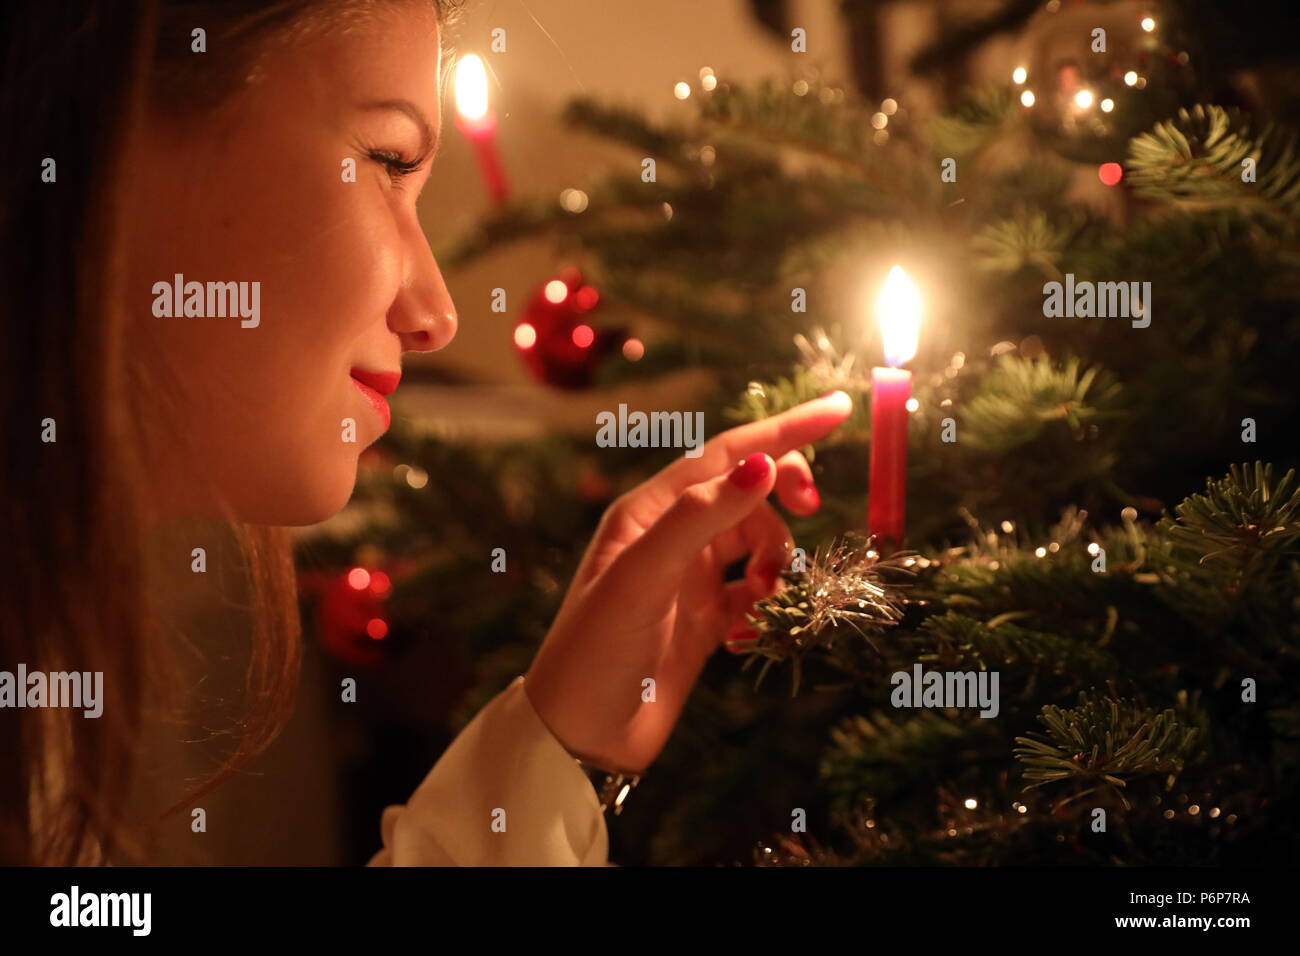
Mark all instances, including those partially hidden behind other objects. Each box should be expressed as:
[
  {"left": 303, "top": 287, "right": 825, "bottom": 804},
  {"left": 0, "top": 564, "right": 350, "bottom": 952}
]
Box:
[{"left": 295, "top": 1, "right": 1300, "bottom": 864}]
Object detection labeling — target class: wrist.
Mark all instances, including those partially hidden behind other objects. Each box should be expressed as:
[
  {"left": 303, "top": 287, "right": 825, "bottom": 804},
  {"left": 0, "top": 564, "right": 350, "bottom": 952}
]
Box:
[
  {"left": 565, "top": 744, "right": 644, "bottom": 777},
  {"left": 522, "top": 672, "right": 645, "bottom": 774},
  {"left": 575, "top": 759, "right": 642, "bottom": 817},
  {"left": 520, "top": 673, "right": 645, "bottom": 816}
]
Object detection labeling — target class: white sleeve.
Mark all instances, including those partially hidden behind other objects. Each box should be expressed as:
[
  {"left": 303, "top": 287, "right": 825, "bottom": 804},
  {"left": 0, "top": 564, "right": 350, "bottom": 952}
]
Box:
[{"left": 366, "top": 675, "right": 610, "bottom": 866}]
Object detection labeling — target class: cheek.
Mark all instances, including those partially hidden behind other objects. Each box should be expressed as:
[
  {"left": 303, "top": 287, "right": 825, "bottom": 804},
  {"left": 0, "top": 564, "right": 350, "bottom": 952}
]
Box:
[
  {"left": 271, "top": 185, "right": 404, "bottom": 352},
  {"left": 126, "top": 151, "right": 404, "bottom": 522},
  {"left": 247, "top": 168, "right": 404, "bottom": 375},
  {"left": 281, "top": 193, "right": 402, "bottom": 427},
  {"left": 136, "top": 151, "right": 404, "bottom": 375},
  {"left": 230, "top": 187, "right": 404, "bottom": 517}
]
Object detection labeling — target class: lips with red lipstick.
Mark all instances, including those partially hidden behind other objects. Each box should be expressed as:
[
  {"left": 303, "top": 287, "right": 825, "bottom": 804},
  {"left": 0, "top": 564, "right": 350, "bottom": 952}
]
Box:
[{"left": 350, "top": 367, "right": 401, "bottom": 430}]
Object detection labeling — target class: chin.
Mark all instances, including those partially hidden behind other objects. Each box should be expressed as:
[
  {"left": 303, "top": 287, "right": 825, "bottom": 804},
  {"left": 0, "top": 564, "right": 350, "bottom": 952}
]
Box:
[
  {"left": 254, "top": 467, "right": 359, "bottom": 527},
  {"left": 305, "top": 472, "right": 360, "bottom": 525}
]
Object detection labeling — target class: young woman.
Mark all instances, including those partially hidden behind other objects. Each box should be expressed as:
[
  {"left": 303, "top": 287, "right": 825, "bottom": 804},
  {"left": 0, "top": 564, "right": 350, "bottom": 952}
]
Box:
[{"left": 0, "top": 0, "right": 853, "bottom": 865}]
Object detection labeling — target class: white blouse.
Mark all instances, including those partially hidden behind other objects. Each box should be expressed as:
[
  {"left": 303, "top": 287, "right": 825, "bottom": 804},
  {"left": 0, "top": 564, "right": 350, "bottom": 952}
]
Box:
[{"left": 366, "top": 676, "right": 610, "bottom": 866}]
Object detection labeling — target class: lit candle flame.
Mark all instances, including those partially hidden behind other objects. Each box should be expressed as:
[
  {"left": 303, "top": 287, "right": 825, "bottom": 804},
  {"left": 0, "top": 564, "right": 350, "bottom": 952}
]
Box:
[
  {"left": 454, "top": 54, "right": 489, "bottom": 121},
  {"left": 876, "top": 265, "right": 921, "bottom": 367}
]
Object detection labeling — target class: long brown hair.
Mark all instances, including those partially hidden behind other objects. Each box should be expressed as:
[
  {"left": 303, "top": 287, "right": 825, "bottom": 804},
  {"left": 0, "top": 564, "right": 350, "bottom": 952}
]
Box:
[{"left": 0, "top": 0, "right": 463, "bottom": 865}]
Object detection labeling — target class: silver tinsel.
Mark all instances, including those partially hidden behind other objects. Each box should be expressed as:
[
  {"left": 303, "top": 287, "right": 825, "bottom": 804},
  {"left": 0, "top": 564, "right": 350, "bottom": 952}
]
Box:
[
  {"left": 793, "top": 327, "right": 873, "bottom": 394},
  {"left": 797, "top": 535, "right": 909, "bottom": 638}
]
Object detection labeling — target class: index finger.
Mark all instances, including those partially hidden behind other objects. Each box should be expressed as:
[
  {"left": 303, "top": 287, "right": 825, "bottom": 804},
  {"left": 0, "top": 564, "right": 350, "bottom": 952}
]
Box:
[{"left": 640, "top": 390, "right": 853, "bottom": 507}]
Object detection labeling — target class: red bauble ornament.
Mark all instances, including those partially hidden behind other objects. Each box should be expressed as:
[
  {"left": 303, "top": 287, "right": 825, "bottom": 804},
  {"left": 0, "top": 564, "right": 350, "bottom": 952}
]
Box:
[
  {"left": 514, "top": 267, "right": 623, "bottom": 389},
  {"left": 316, "top": 565, "right": 394, "bottom": 667},
  {"left": 1098, "top": 162, "right": 1124, "bottom": 186}
]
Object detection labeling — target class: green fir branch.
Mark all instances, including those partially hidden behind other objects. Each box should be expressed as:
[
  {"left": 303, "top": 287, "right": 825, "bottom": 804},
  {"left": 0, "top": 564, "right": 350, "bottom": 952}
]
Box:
[
  {"left": 1150, "top": 464, "right": 1300, "bottom": 642},
  {"left": 919, "top": 611, "right": 1115, "bottom": 681},
  {"left": 1014, "top": 691, "right": 1201, "bottom": 808},
  {"left": 969, "top": 208, "right": 1081, "bottom": 278},
  {"left": 1126, "top": 105, "right": 1300, "bottom": 230},
  {"left": 1158, "top": 462, "right": 1300, "bottom": 571},
  {"left": 561, "top": 97, "right": 697, "bottom": 165},
  {"left": 821, "top": 709, "right": 995, "bottom": 811},
  {"left": 927, "top": 85, "right": 1019, "bottom": 158},
  {"left": 698, "top": 76, "right": 892, "bottom": 178},
  {"left": 958, "top": 354, "right": 1120, "bottom": 454}
]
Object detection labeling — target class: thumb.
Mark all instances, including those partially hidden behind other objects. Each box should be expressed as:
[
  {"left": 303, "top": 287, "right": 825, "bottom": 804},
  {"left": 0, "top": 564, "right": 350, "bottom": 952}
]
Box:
[{"left": 614, "top": 454, "right": 776, "bottom": 586}]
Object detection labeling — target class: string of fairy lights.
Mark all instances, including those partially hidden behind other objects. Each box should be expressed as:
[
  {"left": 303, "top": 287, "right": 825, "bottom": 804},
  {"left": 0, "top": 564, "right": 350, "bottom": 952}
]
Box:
[{"left": 1013, "top": 12, "right": 1179, "bottom": 117}]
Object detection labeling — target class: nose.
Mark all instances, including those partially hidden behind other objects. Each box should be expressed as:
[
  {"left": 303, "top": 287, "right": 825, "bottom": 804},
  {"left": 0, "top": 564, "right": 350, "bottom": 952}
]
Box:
[{"left": 387, "top": 211, "right": 458, "bottom": 352}]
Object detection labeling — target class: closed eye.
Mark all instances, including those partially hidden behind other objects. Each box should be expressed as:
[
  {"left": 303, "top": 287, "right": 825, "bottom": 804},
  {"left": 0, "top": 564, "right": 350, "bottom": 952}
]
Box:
[{"left": 368, "top": 148, "right": 428, "bottom": 181}]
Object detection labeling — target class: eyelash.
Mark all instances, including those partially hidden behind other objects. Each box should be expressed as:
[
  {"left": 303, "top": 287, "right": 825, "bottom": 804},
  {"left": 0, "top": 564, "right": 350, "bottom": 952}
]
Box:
[{"left": 368, "top": 149, "right": 427, "bottom": 182}]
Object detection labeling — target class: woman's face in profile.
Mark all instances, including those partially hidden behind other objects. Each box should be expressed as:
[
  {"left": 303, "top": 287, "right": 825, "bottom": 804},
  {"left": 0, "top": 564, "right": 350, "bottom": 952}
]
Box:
[{"left": 122, "top": 0, "right": 458, "bottom": 526}]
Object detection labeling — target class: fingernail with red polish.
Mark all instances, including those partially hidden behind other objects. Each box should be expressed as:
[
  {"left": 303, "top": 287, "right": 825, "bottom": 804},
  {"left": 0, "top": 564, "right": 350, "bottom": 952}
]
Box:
[
  {"left": 799, "top": 476, "right": 821, "bottom": 509},
  {"left": 758, "top": 562, "right": 784, "bottom": 591},
  {"left": 728, "top": 454, "right": 772, "bottom": 489}
]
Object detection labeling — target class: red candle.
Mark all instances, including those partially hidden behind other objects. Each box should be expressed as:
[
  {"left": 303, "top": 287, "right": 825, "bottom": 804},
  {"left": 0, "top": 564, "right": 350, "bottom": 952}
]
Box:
[
  {"left": 868, "top": 367, "right": 911, "bottom": 545},
  {"left": 455, "top": 111, "right": 509, "bottom": 204},
  {"left": 454, "top": 55, "right": 510, "bottom": 205},
  {"left": 867, "top": 266, "right": 921, "bottom": 548}
]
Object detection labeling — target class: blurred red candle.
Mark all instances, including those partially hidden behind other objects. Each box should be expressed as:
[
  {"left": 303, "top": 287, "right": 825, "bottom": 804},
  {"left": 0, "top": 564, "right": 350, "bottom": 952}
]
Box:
[
  {"left": 868, "top": 265, "right": 921, "bottom": 548},
  {"left": 453, "top": 54, "right": 509, "bottom": 205}
]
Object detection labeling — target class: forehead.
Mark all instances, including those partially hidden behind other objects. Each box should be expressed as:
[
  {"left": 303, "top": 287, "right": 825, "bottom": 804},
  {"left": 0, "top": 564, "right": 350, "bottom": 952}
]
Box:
[{"left": 280, "top": 2, "right": 445, "bottom": 116}]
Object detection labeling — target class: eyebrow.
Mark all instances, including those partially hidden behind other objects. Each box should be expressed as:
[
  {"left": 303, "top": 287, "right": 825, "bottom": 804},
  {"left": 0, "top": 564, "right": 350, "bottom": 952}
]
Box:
[{"left": 360, "top": 99, "right": 441, "bottom": 162}]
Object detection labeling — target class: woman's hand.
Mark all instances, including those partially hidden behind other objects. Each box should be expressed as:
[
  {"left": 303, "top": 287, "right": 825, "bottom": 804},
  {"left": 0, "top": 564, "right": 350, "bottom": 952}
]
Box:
[{"left": 524, "top": 391, "right": 854, "bottom": 774}]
